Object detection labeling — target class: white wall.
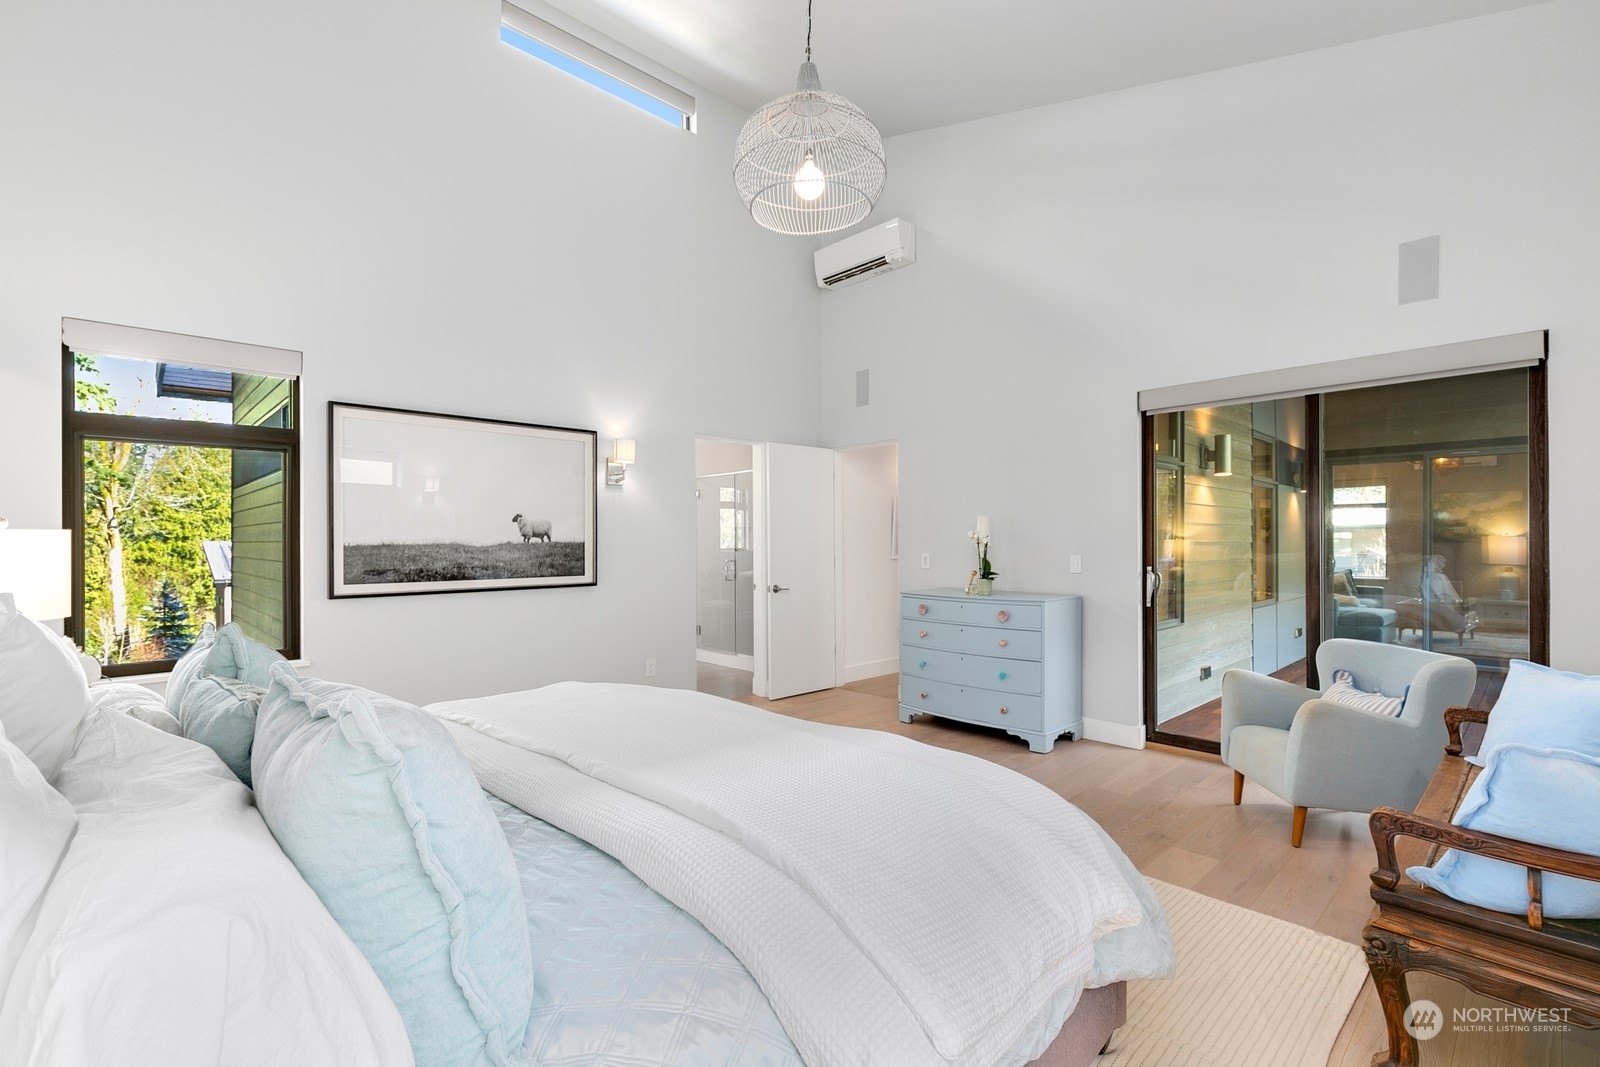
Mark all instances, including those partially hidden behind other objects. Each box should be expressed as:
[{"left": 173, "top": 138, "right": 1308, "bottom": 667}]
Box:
[
  {"left": 819, "top": 1, "right": 1600, "bottom": 741},
  {"left": 836, "top": 443, "right": 899, "bottom": 681},
  {"left": 0, "top": 0, "right": 821, "bottom": 703}
]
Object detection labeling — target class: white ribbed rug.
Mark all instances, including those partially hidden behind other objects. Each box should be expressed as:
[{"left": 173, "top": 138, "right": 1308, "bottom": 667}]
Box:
[{"left": 1097, "top": 880, "right": 1368, "bottom": 1067}]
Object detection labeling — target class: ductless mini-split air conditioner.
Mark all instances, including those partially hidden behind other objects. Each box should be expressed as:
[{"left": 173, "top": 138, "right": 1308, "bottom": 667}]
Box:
[{"left": 814, "top": 218, "right": 916, "bottom": 289}]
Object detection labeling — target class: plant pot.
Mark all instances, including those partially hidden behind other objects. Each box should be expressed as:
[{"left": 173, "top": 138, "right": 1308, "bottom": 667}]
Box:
[{"left": 969, "top": 577, "right": 993, "bottom": 596}]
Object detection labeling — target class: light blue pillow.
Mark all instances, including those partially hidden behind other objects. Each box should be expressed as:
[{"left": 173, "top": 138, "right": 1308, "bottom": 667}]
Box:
[
  {"left": 204, "top": 622, "right": 287, "bottom": 690},
  {"left": 178, "top": 675, "right": 264, "bottom": 786},
  {"left": 1407, "top": 743, "right": 1600, "bottom": 918},
  {"left": 1470, "top": 659, "right": 1600, "bottom": 767},
  {"left": 164, "top": 621, "right": 217, "bottom": 716},
  {"left": 251, "top": 666, "right": 532, "bottom": 1067}
]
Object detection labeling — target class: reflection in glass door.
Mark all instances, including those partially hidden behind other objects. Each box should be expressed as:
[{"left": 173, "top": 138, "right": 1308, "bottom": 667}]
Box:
[
  {"left": 1322, "top": 369, "right": 1533, "bottom": 703},
  {"left": 1144, "top": 399, "right": 1309, "bottom": 751}
]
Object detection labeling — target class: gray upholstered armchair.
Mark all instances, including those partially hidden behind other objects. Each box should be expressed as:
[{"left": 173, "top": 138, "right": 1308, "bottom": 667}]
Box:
[{"left": 1220, "top": 638, "right": 1476, "bottom": 847}]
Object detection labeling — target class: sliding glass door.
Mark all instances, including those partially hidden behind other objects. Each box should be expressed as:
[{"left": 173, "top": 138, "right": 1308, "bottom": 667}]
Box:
[
  {"left": 1322, "top": 368, "right": 1534, "bottom": 702},
  {"left": 1143, "top": 400, "right": 1309, "bottom": 751}
]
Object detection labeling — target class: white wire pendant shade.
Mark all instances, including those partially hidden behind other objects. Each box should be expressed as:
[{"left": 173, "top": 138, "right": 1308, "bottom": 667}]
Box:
[{"left": 733, "top": 58, "right": 886, "bottom": 236}]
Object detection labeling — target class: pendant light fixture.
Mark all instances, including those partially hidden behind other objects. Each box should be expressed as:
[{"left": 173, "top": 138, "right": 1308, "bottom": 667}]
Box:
[{"left": 733, "top": 0, "right": 886, "bottom": 236}]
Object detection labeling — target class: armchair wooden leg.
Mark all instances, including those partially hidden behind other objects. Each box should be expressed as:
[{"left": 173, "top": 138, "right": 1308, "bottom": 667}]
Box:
[
  {"left": 1232, "top": 771, "right": 1243, "bottom": 806},
  {"left": 1291, "top": 805, "right": 1307, "bottom": 848}
]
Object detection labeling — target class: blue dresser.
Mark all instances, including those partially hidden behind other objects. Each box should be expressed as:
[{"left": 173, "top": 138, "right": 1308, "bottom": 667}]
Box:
[{"left": 898, "top": 589, "right": 1083, "bottom": 753}]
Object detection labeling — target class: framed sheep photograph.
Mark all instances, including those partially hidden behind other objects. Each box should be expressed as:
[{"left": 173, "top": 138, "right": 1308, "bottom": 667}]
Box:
[{"left": 329, "top": 402, "right": 597, "bottom": 598}]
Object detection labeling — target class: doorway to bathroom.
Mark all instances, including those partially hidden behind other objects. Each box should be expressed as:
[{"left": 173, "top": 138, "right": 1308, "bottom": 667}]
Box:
[{"left": 695, "top": 439, "right": 755, "bottom": 699}]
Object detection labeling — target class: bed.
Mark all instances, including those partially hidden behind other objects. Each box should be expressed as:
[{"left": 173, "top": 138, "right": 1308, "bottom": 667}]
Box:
[{"left": 0, "top": 601, "right": 1173, "bottom": 1067}]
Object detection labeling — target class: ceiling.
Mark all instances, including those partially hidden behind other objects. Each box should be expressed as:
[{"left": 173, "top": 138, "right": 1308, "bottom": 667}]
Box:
[{"left": 540, "top": 0, "right": 1550, "bottom": 136}]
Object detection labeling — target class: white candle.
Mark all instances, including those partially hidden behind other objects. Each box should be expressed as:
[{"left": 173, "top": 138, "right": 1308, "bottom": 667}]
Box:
[{"left": 975, "top": 515, "right": 990, "bottom": 538}]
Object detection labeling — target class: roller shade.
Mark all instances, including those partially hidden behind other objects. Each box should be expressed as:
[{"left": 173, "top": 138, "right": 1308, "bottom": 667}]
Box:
[
  {"left": 1138, "top": 330, "right": 1545, "bottom": 415},
  {"left": 62, "top": 318, "right": 302, "bottom": 380}
]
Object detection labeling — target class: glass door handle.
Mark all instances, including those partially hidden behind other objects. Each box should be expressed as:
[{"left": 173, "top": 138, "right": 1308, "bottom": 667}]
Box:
[{"left": 1145, "top": 566, "right": 1162, "bottom": 608}]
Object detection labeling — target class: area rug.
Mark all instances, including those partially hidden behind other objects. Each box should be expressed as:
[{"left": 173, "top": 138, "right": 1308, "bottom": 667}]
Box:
[{"left": 1096, "top": 880, "right": 1369, "bottom": 1067}]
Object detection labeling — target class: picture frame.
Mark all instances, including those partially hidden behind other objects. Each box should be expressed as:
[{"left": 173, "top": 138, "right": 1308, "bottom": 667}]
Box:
[{"left": 329, "top": 402, "right": 597, "bottom": 598}]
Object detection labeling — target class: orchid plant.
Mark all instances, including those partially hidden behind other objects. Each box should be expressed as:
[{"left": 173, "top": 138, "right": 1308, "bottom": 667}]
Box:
[{"left": 967, "top": 529, "right": 997, "bottom": 581}]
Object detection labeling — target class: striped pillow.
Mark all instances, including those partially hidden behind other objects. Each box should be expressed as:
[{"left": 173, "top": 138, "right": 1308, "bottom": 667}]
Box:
[{"left": 1323, "top": 668, "right": 1404, "bottom": 717}]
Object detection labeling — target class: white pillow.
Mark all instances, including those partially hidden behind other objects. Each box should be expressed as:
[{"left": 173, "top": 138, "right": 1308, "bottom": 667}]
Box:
[
  {"left": 0, "top": 708, "right": 414, "bottom": 1067},
  {"left": 89, "top": 682, "right": 182, "bottom": 736},
  {"left": 0, "top": 593, "right": 90, "bottom": 781},
  {"left": 0, "top": 722, "right": 77, "bottom": 1007}
]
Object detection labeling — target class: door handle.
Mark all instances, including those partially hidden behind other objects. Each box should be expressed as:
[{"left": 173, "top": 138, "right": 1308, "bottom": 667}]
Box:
[
  {"left": 769, "top": 584, "right": 790, "bottom": 593},
  {"left": 1145, "top": 566, "right": 1162, "bottom": 608}
]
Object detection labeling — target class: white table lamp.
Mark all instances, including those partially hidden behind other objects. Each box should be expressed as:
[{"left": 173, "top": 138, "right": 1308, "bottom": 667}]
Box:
[{"left": 0, "top": 527, "right": 72, "bottom": 621}]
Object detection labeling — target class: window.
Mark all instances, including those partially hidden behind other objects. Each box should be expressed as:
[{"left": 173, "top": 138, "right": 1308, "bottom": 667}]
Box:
[
  {"left": 62, "top": 320, "right": 300, "bottom": 674},
  {"left": 1331, "top": 484, "right": 1388, "bottom": 578},
  {"left": 718, "top": 486, "right": 748, "bottom": 551},
  {"left": 500, "top": 1, "right": 695, "bottom": 131}
]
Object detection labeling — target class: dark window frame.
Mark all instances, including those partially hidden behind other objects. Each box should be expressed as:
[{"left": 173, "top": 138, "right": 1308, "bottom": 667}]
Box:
[{"left": 60, "top": 344, "right": 301, "bottom": 676}]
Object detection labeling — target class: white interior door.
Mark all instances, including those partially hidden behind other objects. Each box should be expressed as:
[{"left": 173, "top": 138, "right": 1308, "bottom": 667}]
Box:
[{"left": 755, "top": 442, "right": 837, "bottom": 699}]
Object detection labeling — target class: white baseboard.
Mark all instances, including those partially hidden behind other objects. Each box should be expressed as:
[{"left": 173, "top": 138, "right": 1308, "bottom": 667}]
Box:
[
  {"left": 842, "top": 657, "right": 897, "bottom": 683},
  {"left": 1082, "top": 716, "right": 1146, "bottom": 750},
  {"left": 696, "top": 649, "right": 753, "bottom": 671}
]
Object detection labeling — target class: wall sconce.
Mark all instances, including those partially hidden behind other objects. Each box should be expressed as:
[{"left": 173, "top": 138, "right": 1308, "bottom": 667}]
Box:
[
  {"left": 0, "top": 522, "right": 72, "bottom": 621},
  {"left": 1198, "top": 434, "right": 1233, "bottom": 477},
  {"left": 1483, "top": 533, "right": 1528, "bottom": 600},
  {"left": 606, "top": 438, "right": 636, "bottom": 486}
]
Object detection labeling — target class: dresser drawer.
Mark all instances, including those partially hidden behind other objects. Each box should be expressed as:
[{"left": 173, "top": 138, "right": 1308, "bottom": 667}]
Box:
[
  {"left": 900, "top": 647, "right": 1042, "bottom": 694},
  {"left": 899, "top": 619, "right": 1043, "bottom": 661},
  {"left": 901, "top": 596, "right": 1043, "bottom": 630},
  {"left": 900, "top": 678, "right": 1043, "bottom": 732}
]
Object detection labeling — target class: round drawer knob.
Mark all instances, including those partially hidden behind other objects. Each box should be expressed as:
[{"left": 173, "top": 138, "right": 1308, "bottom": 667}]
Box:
[
  {"left": 918, "top": 603, "right": 928, "bottom": 615},
  {"left": 918, "top": 660, "right": 927, "bottom": 670},
  {"left": 918, "top": 630, "right": 928, "bottom": 638},
  {"left": 919, "top": 691, "right": 928, "bottom": 700},
  {"left": 997, "top": 638, "right": 1008, "bottom": 647},
  {"left": 999, "top": 705, "right": 1009, "bottom": 715},
  {"left": 998, "top": 672, "right": 1007, "bottom": 681},
  {"left": 996, "top": 610, "right": 1010, "bottom": 622}
]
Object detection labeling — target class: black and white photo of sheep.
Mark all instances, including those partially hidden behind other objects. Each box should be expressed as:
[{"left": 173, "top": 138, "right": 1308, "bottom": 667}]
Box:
[
  {"left": 511, "top": 514, "right": 552, "bottom": 543},
  {"left": 330, "top": 403, "right": 596, "bottom": 597}
]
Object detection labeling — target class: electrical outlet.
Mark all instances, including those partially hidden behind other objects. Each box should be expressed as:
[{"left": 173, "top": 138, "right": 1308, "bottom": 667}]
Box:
[
  {"left": 644, "top": 658, "right": 657, "bottom": 678},
  {"left": 1069, "top": 554, "right": 1082, "bottom": 573},
  {"left": 1199, "top": 665, "right": 1212, "bottom": 681},
  {"left": 919, "top": 553, "right": 930, "bottom": 569}
]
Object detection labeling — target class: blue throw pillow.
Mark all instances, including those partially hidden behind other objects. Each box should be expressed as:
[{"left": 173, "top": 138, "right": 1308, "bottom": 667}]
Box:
[
  {"left": 1470, "top": 660, "right": 1600, "bottom": 767},
  {"left": 1407, "top": 743, "right": 1600, "bottom": 918},
  {"left": 164, "top": 622, "right": 217, "bottom": 716},
  {"left": 204, "top": 622, "right": 287, "bottom": 690},
  {"left": 251, "top": 666, "right": 532, "bottom": 1067},
  {"left": 178, "top": 675, "right": 264, "bottom": 786}
]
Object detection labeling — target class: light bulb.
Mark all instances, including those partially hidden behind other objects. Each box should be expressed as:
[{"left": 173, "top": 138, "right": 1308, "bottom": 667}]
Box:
[{"left": 793, "top": 152, "right": 825, "bottom": 201}]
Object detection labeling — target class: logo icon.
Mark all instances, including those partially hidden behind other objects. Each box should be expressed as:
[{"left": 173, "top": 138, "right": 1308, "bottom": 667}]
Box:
[{"left": 1404, "top": 999, "right": 1444, "bottom": 1041}]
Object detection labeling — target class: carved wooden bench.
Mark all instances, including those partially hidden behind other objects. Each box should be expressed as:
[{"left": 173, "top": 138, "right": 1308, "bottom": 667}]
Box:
[{"left": 1362, "top": 706, "right": 1600, "bottom": 1066}]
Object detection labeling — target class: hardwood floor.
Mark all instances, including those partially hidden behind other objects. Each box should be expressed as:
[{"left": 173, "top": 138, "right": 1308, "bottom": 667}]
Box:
[
  {"left": 696, "top": 660, "right": 753, "bottom": 701},
  {"left": 740, "top": 674, "right": 1588, "bottom": 1066}
]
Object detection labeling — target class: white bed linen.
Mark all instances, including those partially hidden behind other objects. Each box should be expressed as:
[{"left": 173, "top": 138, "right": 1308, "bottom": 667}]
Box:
[
  {"left": 430, "top": 682, "right": 1174, "bottom": 1067},
  {"left": 0, "top": 702, "right": 415, "bottom": 1067}
]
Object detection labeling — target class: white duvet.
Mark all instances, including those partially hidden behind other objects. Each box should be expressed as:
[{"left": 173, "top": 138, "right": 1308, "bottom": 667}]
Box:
[{"left": 429, "top": 682, "right": 1173, "bottom": 1067}]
